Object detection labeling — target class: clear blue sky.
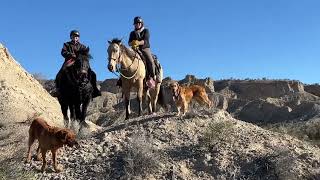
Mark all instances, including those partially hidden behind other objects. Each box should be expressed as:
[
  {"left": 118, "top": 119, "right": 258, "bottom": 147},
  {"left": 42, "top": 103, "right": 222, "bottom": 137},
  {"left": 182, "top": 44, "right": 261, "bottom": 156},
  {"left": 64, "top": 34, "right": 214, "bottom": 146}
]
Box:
[{"left": 1, "top": 0, "right": 320, "bottom": 84}]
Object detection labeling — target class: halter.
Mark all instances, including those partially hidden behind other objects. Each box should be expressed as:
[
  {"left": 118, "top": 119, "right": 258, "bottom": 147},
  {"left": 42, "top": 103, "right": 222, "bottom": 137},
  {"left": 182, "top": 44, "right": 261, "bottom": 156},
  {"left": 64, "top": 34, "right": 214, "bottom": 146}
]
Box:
[{"left": 109, "top": 44, "right": 140, "bottom": 80}]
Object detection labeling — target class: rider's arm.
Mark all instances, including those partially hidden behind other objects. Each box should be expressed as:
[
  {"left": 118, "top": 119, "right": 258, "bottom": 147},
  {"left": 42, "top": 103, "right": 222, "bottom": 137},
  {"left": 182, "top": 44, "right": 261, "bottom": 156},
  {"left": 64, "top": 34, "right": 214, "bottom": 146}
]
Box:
[
  {"left": 61, "top": 43, "right": 75, "bottom": 59},
  {"left": 140, "top": 29, "right": 150, "bottom": 47},
  {"left": 128, "top": 31, "right": 135, "bottom": 46}
]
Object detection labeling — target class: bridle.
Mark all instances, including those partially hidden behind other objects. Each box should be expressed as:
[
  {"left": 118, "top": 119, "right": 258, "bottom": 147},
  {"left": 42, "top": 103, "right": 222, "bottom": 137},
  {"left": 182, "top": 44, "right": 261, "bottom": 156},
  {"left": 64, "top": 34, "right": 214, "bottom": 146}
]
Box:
[{"left": 108, "top": 44, "right": 140, "bottom": 80}]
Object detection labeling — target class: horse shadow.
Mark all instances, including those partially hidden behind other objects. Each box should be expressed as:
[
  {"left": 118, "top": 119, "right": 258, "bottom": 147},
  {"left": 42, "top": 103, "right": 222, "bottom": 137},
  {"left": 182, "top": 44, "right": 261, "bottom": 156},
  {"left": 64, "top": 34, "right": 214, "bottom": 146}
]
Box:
[{"left": 95, "top": 114, "right": 175, "bottom": 139}]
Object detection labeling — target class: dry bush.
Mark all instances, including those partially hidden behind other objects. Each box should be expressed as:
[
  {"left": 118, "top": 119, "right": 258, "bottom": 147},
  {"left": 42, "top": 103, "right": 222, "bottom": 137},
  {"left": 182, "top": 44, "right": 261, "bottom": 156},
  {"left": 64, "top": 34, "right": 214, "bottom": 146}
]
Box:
[
  {"left": 0, "top": 162, "right": 36, "bottom": 180},
  {"left": 266, "top": 118, "right": 320, "bottom": 145},
  {"left": 201, "top": 121, "right": 235, "bottom": 148},
  {"left": 123, "top": 133, "right": 160, "bottom": 178}
]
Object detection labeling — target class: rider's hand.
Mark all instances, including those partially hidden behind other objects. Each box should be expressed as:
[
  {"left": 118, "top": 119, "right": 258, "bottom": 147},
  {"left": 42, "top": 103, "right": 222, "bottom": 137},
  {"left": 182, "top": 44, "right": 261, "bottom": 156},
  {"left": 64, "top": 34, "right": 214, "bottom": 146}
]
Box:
[{"left": 131, "top": 40, "right": 140, "bottom": 49}]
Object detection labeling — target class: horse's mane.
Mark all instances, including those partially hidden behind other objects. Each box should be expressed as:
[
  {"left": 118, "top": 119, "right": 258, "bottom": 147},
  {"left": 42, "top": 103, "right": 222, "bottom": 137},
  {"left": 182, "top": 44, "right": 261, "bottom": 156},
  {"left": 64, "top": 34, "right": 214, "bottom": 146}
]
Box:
[
  {"left": 78, "top": 47, "right": 92, "bottom": 60},
  {"left": 110, "top": 38, "right": 140, "bottom": 60}
]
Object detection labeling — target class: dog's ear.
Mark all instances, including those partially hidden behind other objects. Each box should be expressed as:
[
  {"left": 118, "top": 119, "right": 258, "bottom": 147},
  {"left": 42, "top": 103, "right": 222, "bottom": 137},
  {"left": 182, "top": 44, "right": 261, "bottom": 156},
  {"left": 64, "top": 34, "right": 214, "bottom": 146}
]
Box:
[{"left": 56, "top": 130, "right": 68, "bottom": 142}]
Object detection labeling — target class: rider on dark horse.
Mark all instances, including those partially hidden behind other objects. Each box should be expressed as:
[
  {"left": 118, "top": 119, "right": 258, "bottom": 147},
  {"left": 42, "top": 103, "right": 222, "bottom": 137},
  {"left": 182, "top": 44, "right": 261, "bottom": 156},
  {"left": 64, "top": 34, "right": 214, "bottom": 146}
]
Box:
[
  {"left": 54, "top": 30, "right": 101, "bottom": 98},
  {"left": 127, "top": 16, "right": 159, "bottom": 88}
]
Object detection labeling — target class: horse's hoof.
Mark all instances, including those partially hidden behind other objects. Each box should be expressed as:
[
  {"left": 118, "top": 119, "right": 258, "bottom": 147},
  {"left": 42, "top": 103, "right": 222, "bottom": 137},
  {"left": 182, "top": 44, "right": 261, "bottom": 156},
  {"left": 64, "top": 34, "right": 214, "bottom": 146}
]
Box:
[{"left": 81, "top": 121, "right": 89, "bottom": 127}]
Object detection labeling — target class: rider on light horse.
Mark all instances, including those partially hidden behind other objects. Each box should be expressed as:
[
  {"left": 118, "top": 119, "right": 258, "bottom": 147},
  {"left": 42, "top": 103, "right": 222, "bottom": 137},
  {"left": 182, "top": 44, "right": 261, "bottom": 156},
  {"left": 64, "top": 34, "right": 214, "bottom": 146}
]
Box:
[{"left": 119, "top": 16, "right": 159, "bottom": 89}]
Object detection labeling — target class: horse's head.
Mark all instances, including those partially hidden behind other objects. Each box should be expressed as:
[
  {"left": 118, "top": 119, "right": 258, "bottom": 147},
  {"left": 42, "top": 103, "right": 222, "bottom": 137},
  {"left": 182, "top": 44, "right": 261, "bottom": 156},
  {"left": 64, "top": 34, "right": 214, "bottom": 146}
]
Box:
[
  {"left": 107, "top": 38, "right": 122, "bottom": 72},
  {"left": 77, "top": 47, "right": 92, "bottom": 74}
]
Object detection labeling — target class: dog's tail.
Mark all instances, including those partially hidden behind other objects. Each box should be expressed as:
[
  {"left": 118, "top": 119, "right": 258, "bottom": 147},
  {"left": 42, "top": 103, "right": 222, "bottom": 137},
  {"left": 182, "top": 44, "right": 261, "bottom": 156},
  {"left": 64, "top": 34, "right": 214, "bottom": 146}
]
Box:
[{"left": 157, "top": 85, "right": 169, "bottom": 111}]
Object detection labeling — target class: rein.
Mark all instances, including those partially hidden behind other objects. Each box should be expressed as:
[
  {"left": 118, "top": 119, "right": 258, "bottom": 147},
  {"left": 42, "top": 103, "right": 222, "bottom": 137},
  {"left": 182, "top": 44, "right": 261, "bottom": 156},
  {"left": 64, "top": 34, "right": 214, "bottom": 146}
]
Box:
[{"left": 110, "top": 47, "right": 140, "bottom": 80}]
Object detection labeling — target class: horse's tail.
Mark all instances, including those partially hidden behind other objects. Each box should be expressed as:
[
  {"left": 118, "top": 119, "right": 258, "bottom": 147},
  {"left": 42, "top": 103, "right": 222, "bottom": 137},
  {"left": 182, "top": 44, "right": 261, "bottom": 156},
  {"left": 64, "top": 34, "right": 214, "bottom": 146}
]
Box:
[{"left": 157, "top": 85, "right": 168, "bottom": 111}]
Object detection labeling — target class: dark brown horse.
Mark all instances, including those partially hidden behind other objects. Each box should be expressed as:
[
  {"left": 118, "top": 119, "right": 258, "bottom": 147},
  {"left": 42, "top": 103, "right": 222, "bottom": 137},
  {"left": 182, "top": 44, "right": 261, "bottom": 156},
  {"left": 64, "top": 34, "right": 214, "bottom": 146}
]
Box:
[{"left": 58, "top": 47, "right": 93, "bottom": 127}]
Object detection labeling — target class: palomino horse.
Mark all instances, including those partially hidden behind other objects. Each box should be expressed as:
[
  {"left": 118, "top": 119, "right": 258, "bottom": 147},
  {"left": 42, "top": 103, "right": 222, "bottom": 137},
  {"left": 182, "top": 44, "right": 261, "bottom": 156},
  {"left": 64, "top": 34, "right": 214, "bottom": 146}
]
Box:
[
  {"left": 58, "top": 47, "right": 93, "bottom": 127},
  {"left": 107, "top": 38, "right": 163, "bottom": 119}
]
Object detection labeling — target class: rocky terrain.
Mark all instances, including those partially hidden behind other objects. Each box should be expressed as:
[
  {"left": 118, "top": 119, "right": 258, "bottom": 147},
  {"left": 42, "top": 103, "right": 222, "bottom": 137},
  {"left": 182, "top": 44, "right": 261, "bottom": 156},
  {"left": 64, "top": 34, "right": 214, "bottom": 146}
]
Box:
[{"left": 1, "top": 44, "right": 320, "bottom": 179}]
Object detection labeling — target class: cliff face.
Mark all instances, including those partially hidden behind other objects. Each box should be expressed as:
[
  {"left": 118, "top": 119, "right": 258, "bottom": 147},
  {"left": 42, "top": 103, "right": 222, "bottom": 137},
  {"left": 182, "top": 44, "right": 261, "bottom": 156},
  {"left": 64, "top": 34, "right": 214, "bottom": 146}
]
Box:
[
  {"left": 215, "top": 80, "right": 304, "bottom": 100},
  {"left": 0, "top": 44, "right": 63, "bottom": 125},
  {"left": 305, "top": 84, "right": 320, "bottom": 97}
]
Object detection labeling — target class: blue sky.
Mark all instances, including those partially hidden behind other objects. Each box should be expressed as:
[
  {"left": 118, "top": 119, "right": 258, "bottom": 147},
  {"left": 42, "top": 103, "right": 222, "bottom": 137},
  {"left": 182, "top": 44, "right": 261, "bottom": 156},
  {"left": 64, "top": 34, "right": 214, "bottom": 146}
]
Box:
[{"left": 1, "top": 0, "right": 320, "bottom": 84}]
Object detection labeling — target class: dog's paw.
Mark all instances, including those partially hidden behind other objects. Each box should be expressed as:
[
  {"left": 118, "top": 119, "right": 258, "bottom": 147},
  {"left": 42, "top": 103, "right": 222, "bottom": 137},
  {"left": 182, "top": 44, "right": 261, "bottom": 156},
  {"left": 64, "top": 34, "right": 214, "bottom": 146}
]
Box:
[
  {"left": 41, "top": 166, "right": 46, "bottom": 173},
  {"left": 24, "top": 158, "right": 30, "bottom": 163},
  {"left": 54, "top": 164, "right": 63, "bottom": 172}
]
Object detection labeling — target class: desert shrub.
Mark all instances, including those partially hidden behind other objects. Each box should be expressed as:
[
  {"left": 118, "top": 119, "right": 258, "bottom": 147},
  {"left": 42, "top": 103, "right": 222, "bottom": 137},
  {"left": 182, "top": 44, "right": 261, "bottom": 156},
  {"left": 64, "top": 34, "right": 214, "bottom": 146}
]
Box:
[
  {"left": 0, "top": 162, "right": 36, "bottom": 180},
  {"left": 123, "top": 134, "right": 160, "bottom": 178},
  {"left": 266, "top": 119, "right": 320, "bottom": 145},
  {"left": 202, "top": 121, "right": 235, "bottom": 148}
]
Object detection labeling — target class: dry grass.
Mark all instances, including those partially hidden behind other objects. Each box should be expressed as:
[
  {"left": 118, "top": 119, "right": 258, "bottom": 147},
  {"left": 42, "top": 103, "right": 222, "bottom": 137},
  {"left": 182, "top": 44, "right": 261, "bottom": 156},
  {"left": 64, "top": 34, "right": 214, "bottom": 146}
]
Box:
[
  {"left": 123, "top": 133, "right": 160, "bottom": 178},
  {"left": 265, "top": 118, "right": 320, "bottom": 145},
  {"left": 0, "top": 162, "right": 36, "bottom": 180}
]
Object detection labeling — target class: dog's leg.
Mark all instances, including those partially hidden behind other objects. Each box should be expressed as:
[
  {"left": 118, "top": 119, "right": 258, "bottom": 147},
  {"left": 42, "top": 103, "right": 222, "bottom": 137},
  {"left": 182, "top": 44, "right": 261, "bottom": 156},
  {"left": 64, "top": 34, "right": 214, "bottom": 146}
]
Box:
[
  {"left": 26, "top": 132, "right": 35, "bottom": 163},
  {"left": 176, "top": 107, "right": 181, "bottom": 116},
  {"left": 52, "top": 149, "right": 63, "bottom": 172},
  {"left": 182, "top": 101, "right": 188, "bottom": 116},
  {"left": 41, "top": 149, "right": 47, "bottom": 172},
  {"left": 36, "top": 146, "right": 42, "bottom": 161}
]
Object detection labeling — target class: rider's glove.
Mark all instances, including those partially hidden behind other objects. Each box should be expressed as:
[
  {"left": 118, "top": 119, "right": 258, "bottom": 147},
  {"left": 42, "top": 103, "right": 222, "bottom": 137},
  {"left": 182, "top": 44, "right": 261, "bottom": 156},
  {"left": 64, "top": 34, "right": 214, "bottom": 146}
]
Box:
[{"left": 131, "top": 40, "right": 140, "bottom": 49}]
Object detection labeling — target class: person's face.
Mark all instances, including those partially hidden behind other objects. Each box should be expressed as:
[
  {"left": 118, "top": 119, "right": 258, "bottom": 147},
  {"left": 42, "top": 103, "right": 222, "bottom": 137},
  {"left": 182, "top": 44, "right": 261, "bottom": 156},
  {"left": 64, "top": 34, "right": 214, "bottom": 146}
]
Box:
[
  {"left": 71, "top": 35, "right": 80, "bottom": 43},
  {"left": 134, "top": 22, "right": 142, "bottom": 30}
]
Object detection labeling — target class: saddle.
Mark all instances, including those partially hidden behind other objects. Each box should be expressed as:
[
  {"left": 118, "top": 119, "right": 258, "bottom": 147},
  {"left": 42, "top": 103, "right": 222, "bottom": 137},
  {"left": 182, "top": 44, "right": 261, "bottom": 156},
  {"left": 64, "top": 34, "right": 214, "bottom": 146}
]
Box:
[{"left": 135, "top": 50, "right": 162, "bottom": 78}]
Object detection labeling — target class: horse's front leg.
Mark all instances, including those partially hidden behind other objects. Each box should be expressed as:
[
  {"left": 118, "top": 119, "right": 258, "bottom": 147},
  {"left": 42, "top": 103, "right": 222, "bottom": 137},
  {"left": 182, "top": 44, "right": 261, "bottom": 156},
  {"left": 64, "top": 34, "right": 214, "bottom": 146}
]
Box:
[
  {"left": 75, "top": 103, "right": 82, "bottom": 122},
  {"left": 81, "top": 98, "right": 90, "bottom": 123},
  {"left": 124, "top": 89, "right": 131, "bottom": 120},
  {"left": 69, "top": 104, "right": 76, "bottom": 121},
  {"left": 58, "top": 98, "right": 69, "bottom": 127},
  {"left": 151, "top": 84, "right": 161, "bottom": 114}
]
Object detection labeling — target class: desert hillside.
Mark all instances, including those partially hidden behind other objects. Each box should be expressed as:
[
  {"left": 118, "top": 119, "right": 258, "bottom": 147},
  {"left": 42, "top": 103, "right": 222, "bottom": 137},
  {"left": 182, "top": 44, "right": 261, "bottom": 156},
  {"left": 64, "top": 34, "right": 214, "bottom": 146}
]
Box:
[
  {"left": 0, "top": 44, "right": 63, "bottom": 172},
  {"left": 0, "top": 43, "right": 63, "bottom": 125},
  {"left": 1, "top": 44, "right": 320, "bottom": 179}
]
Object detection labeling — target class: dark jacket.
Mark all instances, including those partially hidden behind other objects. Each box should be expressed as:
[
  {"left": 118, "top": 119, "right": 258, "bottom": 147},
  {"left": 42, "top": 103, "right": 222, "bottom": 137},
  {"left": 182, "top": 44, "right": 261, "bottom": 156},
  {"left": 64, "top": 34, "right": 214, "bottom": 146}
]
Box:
[
  {"left": 61, "top": 41, "right": 87, "bottom": 61},
  {"left": 128, "top": 28, "right": 150, "bottom": 49}
]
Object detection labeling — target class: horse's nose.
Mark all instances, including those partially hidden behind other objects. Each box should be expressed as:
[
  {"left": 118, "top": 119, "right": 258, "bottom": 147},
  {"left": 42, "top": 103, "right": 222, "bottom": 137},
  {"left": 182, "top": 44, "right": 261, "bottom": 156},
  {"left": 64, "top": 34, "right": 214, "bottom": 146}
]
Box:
[{"left": 108, "top": 64, "right": 113, "bottom": 72}]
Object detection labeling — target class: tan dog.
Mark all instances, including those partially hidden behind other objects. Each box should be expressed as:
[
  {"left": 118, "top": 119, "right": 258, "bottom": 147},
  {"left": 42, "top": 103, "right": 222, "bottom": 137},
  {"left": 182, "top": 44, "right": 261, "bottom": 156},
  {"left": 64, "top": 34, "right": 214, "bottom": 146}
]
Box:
[
  {"left": 169, "top": 82, "right": 212, "bottom": 116},
  {"left": 26, "top": 117, "right": 78, "bottom": 172}
]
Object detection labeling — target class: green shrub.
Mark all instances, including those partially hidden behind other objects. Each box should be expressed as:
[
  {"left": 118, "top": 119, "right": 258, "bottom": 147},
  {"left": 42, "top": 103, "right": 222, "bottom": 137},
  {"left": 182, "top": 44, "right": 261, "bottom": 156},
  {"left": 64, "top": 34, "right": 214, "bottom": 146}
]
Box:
[{"left": 202, "top": 121, "right": 235, "bottom": 147}]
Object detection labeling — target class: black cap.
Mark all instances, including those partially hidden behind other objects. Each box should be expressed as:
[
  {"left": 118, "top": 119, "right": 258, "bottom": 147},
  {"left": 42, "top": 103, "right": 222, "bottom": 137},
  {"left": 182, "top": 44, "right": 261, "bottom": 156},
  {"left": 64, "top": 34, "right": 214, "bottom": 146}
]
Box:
[
  {"left": 70, "top": 30, "right": 80, "bottom": 37},
  {"left": 133, "top": 16, "right": 143, "bottom": 25}
]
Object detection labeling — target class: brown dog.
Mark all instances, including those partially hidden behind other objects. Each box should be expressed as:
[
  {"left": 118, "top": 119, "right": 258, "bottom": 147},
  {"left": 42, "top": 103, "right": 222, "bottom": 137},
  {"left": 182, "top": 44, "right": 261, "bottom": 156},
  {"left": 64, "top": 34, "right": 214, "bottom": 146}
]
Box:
[
  {"left": 26, "top": 117, "right": 78, "bottom": 172},
  {"left": 169, "top": 82, "right": 212, "bottom": 116}
]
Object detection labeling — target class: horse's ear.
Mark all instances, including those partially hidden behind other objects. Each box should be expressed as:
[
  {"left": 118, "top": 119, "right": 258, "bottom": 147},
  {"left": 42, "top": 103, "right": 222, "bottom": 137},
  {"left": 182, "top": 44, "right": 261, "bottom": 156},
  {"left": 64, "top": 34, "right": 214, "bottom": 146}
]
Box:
[{"left": 108, "top": 40, "right": 112, "bottom": 44}]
